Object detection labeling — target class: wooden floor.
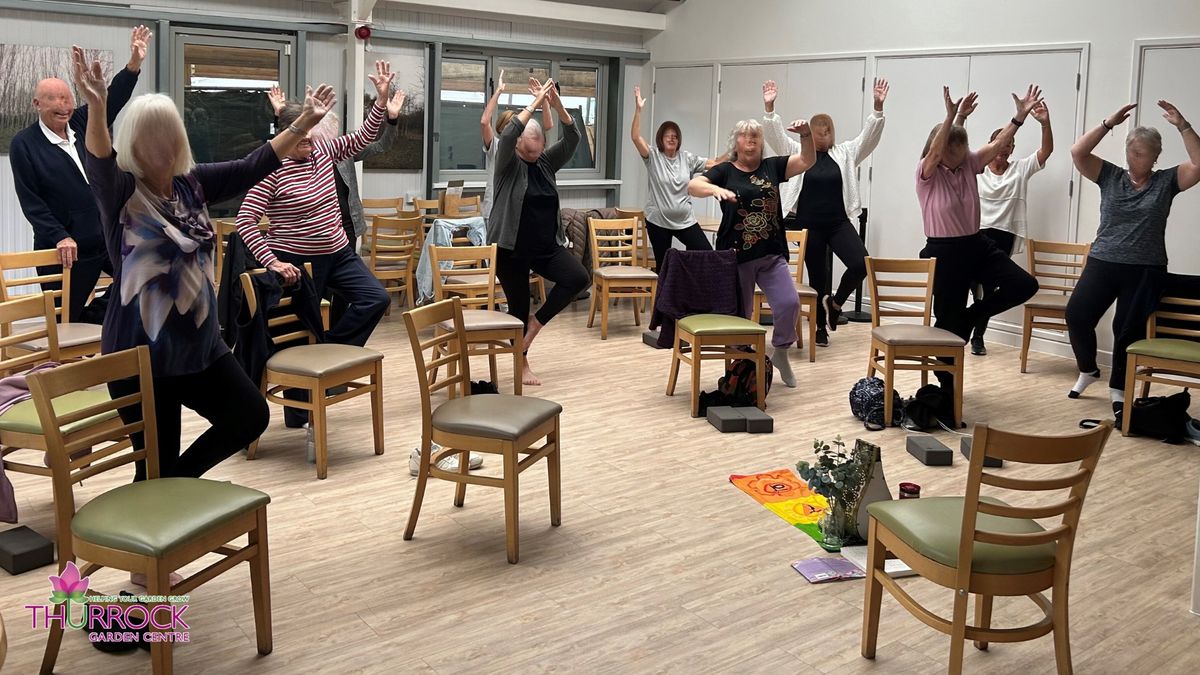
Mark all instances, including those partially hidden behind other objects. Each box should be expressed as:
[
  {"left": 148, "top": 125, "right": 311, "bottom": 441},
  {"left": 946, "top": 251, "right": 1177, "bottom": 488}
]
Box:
[{"left": 2, "top": 299, "right": 1198, "bottom": 674}]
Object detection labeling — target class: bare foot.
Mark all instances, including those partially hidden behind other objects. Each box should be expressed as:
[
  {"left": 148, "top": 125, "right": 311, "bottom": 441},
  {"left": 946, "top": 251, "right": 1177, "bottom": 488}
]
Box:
[
  {"left": 522, "top": 315, "right": 545, "bottom": 353},
  {"left": 131, "top": 571, "right": 184, "bottom": 589},
  {"left": 522, "top": 362, "right": 542, "bottom": 387}
]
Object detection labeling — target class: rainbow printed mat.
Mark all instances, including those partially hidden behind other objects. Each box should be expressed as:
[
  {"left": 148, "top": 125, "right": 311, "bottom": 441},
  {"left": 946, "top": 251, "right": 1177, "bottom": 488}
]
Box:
[{"left": 730, "top": 469, "right": 829, "bottom": 544}]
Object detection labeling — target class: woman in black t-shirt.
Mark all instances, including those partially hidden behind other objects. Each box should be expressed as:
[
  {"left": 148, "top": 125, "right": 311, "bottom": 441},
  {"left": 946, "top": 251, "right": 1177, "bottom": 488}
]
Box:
[{"left": 688, "top": 118, "right": 815, "bottom": 387}]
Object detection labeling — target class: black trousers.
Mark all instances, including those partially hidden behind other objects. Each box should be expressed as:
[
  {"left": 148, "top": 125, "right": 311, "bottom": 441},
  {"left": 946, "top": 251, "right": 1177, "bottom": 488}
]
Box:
[
  {"left": 1065, "top": 257, "right": 1167, "bottom": 389},
  {"left": 802, "top": 219, "right": 868, "bottom": 326},
  {"left": 329, "top": 221, "right": 359, "bottom": 328},
  {"left": 108, "top": 353, "right": 269, "bottom": 481},
  {"left": 496, "top": 246, "right": 589, "bottom": 330},
  {"left": 37, "top": 253, "right": 112, "bottom": 323},
  {"left": 645, "top": 221, "right": 712, "bottom": 269},
  {"left": 921, "top": 234, "right": 1039, "bottom": 389},
  {"left": 971, "top": 228, "right": 1018, "bottom": 340}
]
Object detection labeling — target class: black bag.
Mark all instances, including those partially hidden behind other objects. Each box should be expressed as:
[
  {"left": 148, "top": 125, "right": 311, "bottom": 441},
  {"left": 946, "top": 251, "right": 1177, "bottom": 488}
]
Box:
[
  {"left": 1087, "top": 390, "right": 1191, "bottom": 443},
  {"left": 902, "top": 384, "right": 957, "bottom": 431},
  {"left": 849, "top": 377, "right": 902, "bottom": 431},
  {"left": 718, "top": 352, "right": 773, "bottom": 406}
]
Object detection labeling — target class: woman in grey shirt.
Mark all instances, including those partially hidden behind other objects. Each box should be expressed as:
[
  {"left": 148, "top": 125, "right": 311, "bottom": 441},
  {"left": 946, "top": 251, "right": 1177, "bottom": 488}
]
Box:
[
  {"left": 1065, "top": 100, "right": 1200, "bottom": 403},
  {"left": 630, "top": 85, "right": 721, "bottom": 266}
]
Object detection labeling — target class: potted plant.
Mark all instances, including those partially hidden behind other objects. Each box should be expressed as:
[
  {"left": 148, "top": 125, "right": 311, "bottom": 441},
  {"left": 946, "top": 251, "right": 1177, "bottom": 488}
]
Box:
[{"left": 796, "top": 437, "right": 877, "bottom": 551}]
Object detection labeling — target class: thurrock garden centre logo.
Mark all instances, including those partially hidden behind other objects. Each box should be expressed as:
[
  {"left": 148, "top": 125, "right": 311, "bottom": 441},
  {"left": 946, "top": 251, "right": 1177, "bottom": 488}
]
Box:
[{"left": 25, "top": 562, "right": 192, "bottom": 644}]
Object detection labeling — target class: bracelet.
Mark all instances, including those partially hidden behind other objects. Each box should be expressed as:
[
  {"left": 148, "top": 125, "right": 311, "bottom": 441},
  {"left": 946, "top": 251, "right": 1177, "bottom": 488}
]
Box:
[
  {"left": 799, "top": 133, "right": 811, "bottom": 139},
  {"left": 1181, "top": 123, "right": 1194, "bottom": 133},
  {"left": 523, "top": 106, "right": 535, "bottom": 114},
  {"left": 287, "top": 123, "right": 304, "bottom": 135},
  {"left": 1102, "top": 119, "right": 1113, "bottom": 131},
  {"left": 1010, "top": 116, "right": 1024, "bottom": 127}
]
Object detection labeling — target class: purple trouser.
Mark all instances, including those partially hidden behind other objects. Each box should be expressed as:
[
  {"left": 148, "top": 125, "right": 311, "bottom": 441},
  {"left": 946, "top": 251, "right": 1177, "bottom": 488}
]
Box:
[{"left": 737, "top": 254, "right": 799, "bottom": 348}]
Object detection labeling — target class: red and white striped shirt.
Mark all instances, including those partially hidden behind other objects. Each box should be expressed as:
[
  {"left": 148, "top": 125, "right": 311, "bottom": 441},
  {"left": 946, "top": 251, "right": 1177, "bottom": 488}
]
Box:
[{"left": 236, "top": 102, "right": 386, "bottom": 266}]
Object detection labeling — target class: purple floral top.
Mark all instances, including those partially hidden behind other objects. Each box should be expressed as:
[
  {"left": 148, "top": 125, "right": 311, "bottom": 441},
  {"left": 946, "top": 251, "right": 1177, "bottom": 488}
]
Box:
[{"left": 86, "top": 143, "right": 280, "bottom": 376}]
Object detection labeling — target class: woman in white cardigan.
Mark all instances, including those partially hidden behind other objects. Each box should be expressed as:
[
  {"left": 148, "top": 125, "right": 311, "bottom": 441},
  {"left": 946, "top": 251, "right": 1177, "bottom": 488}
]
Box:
[{"left": 761, "top": 78, "right": 888, "bottom": 346}]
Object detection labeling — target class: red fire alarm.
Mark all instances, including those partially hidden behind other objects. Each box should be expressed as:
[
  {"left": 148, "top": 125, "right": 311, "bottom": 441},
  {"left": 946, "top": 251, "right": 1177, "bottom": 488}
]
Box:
[{"left": 354, "top": 25, "right": 371, "bottom": 40}]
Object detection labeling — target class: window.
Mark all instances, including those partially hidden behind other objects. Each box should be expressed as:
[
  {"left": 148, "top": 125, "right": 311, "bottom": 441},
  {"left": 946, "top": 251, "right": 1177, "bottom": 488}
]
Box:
[
  {"left": 558, "top": 65, "right": 599, "bottom": 169},
  {"left": 439, "top": 58, "right": 487, "bottom": 170}
]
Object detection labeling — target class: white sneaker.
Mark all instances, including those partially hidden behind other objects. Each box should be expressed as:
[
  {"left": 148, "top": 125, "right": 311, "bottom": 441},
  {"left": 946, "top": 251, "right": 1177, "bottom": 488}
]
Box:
[{"left": 409, "top": 443, "right": 484, "bottom": 476}]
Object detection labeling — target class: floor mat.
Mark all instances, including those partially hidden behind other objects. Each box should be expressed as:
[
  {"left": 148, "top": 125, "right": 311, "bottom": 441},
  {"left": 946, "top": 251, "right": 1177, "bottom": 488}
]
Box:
[{"left": 730, "top": 468, "right": 829, "bottom": 543}]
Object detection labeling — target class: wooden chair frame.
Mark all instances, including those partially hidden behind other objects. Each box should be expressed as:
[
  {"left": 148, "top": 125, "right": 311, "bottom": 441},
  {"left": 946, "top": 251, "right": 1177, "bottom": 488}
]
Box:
[
  {"left": 666, "top": 326, "right": 766, "bottom": 418},
  {"left": 443, "top": 193, "right": 483, "bottom": 218},
  {"left": 240, "top": 267, "right": 384, "bottom": 479},
  {"left": 614, "top": 207, "right": 653, "bottom": 271},
  {"left": 1021, "top": 240, "right": 1091, "bottom": 373},
  {"left": 0, "top": 249, "right": 101, "bottom": 361},
  {"left": 862, "top": 422, "right": 1111, "bottom": 674},
  {"left": 29, "top": 346, "right": 271, "bottom": 675},
  {"left": 361, "top": 197, "right": 404, "bottom": 217},
  {"left": 1121, "top": 295, "right": 1200, "bottom": 436},
  {"left": 865, "top": 257, "right": 964, "bottom": 427},
  {"left": 363, "top": 214, "right": 421, "bottom": 311},
  {"left": 586, "top": 217, "right": 658, "bottom": 340},
  {"left": 402, "top": 298, "right": 561, "bottom": 564},
  {"left": 430, "top": 244, "right": 524, "bottom": 395},
  {"left": 750, "top": 229, "right": 819, "bottom": 362}
]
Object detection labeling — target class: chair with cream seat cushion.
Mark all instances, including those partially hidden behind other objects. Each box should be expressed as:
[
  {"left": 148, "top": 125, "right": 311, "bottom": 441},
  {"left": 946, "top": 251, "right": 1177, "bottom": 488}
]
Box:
[{"left": 1019, "top": 240, "right": 1091, "bottom": 373}]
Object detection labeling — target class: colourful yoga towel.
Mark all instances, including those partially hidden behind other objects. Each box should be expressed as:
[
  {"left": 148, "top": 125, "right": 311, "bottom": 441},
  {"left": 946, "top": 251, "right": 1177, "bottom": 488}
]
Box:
[{"left": 730, "top": 468, "right": 829, "bottom": 544}]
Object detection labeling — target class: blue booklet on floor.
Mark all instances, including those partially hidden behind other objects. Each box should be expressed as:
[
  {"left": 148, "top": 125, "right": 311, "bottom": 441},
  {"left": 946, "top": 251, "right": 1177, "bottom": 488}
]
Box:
[{"left": 791, "top": 557, "right": 866, "bottom": 583}]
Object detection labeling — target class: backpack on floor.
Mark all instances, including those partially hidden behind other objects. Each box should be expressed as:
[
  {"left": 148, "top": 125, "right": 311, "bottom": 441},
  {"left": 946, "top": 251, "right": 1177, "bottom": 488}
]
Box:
[
  {"left": 902, "top": 384, "right": 957, "bottom": 431},
  {"left": 849, "top": 377, "right": 903, "bottom": 431},
  {"left": 718, "top": 352, "right": 773, "bottom": 406},
  {"left": 1084, "top": 389, "right": 1191, "bottom": 443}
]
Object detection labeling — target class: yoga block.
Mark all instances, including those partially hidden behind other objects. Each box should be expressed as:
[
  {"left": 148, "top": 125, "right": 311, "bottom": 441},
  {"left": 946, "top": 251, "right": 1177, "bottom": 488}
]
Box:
[
  {"left": 960, "top": 437, "right": 1003, "bottom": 468},
  {"left": 707, "top": 406, "right": 746, "bottom": 432},
  {"left": 906, "top": 435, "right": 953, "bottom": 466},
  {"left": 736, "top": 407, "right": 774, "bottom": 433},
  {"left": 643, "top": 329, "right": 666, "bottom": 349},
  {"left": 0, "top": 526, "right": 55, "bottom": 575}
]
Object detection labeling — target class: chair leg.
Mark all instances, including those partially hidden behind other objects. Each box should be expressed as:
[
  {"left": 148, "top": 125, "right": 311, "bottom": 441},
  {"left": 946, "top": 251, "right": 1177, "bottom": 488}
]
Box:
[
  {"left": 1020, "top": 310, "right": 1033, "bottom": 373},
  {"left": 1052, "top": 582, "right": 1074, "bottom": 674},
  {"left": 631, "top": 289, "right": 641, "bottom": 327},
  {"left": 488, "top": 350, "right": 499, "bottom": 385},
  {"left": 973, "top": 594, "right": 993, "bottom": 651},
  {"left": 512, "top": 333, "right": 524, "bottom": 396},
  {"left": 312, "top": 389, "right": 329, "bottom": 479},
  {"left": 755, "top": 337, "right": 766, "bottom": 411},
  {"left": 453, "top": 444, "right": 469, "bottom": 507},
  {"left": 690, "top": 338, "right": 702, "bottom": 417},
  {"left": 948, "top": 584, "right": 970, "bottom": 675},
  {"left": 860, "top": 517, "right": 884, "bottom": 659},
  {"left": 247, "top": 377, "right": 269, "bottom": 460},
  {"left": 954, "top": 354, "right": 965, "bottom": 428},
  {"left": 666, "top": 333, "right": 682, "bottom": 396},
  {"left": 883, "top": 358, "right": 895, "bottom": 427},
  {"left": 1139, "top": 378, "right": 1151, "bottom": 399},
  {"left": 503, "top": 449, "right": 520, "bottom": 564},
  {"left": 548, "top": 417, "right": 562, "bottom": 526},
  {"left": 587, "top": 282, "right": 598, "bottom": 328},
  {"left": 371, "top": 363, "right": 384, "bottom": 455},
  {"left": 600, "top": 283, "right": 610, "bottom": 340},
  {"left": 404, "top": 439, "right": 432, "bottom": 540},
  {"left": 1122, "top": 357, "right": 1137, "bottom": 436},
  {"left": 866, "top": 348, "right": 877, "bottom": 379},
  {"left": 148, "top": 561, "right": 174, "bottom": 674},
  {"left": 249, "top": 507, "right": 273, "bottom": 656}
]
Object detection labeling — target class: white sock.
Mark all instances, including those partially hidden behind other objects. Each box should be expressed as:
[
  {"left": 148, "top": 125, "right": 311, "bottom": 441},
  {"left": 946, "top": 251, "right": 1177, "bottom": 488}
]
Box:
[
  {"left": 1110, "top": 388, "right": 1125, "bottom": 404},
  {"left": 771, "top": 346, "right": 797, "bottom": 388},
  {"left": 1068, "top": 369, "right": 1101, "bottom": 399}
]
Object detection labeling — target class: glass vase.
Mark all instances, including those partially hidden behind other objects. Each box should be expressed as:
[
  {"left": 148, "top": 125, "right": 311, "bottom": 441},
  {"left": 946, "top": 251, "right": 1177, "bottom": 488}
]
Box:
[{"left": 819, "top": 496, "right": 847, "bottom": 552}]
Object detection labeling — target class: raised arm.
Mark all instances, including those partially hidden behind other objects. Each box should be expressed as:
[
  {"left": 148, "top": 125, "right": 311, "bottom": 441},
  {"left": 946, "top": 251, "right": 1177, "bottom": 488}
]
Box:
[
  {"left": 978, "top": 85, "right": 1042, "bottom": 166},
  {"left": 481, "top": 70, "right": 505, "bottom": 151},
  {"left": 1159, "top": 100, "right": 1200, "bottom": 191},
  {"left": 543, "top": 81, "right": 579, "bottom": 172},
  {"left": 323, "top": 60, "right": 395, "bottom": 161},
  {"left": 630, "top": 85, "right": 650, "bottom": 159},
  {"left": 847, "top": 78, "right": 889, "bottom": 165},
  {"left": 760, "top": 80, "right": 800, "bottom": 156},
  {"left": 1030, "top": 101, "right": 1054, "bottom": 166},
  {"left": 73, "top": 47, "right": 113, "bottom": 160},
  {"left": 922, "top": 86, "right": 964, "bottom": 180},
  {"left": 784, "top": 119, "right": 816, "bottom": 179},
  {"left": 952, "top": 90, "right": 977, "bottom": 128},
  {"left": 528, "top": 78, "right": 556, "bottom": 135},
  {"left": 1072, "top": 104, "right": 1135, "bottom": 182}
]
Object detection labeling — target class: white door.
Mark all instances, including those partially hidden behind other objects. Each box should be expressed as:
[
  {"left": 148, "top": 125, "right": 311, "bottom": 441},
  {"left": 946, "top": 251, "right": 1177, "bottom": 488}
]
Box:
[
  {"left": 652, "top": 65, "right": 717, "bottom": 219},
  {"left": 716, "top": 63, "right": 787, "bottom": 155}
]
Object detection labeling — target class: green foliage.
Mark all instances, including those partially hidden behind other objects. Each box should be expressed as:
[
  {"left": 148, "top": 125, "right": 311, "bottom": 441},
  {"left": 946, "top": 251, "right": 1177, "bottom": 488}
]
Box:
[{"left": 795, "top": 436, "right": 871, "bottom": 503}]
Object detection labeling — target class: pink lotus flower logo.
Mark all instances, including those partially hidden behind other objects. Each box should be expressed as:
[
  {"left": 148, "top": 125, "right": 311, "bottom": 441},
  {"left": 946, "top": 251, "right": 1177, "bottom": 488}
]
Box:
[{"left": 48, "top": 561, "right": 89, "bottom": 604}]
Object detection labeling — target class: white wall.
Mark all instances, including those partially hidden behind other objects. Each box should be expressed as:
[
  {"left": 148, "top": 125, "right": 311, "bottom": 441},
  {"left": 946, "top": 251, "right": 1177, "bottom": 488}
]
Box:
[{"left": 645, "top": 0, "right": 1200, "bottom": 363}]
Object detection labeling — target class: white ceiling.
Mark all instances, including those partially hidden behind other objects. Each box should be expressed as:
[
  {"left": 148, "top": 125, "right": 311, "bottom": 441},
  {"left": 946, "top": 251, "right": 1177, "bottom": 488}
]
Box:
[{"left": 550, "top": 0, "right": 681, "bottom": 13}]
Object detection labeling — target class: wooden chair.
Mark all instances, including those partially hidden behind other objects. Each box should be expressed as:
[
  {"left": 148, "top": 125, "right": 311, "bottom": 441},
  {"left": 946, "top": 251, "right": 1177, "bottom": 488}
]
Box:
[
  {"left": 1020, "top": 240, "right": 1091, "bottom": 373},
  {"left": 0, "top": 249, "right": 102, "bottom": 360},
  {"left": 402, "top": 298, "right": 562, "bottom": 563},
  {"left": 361, "top": 197, "right": 404, "bottom": 217},
  {"left": 865, "top": 257, "right": 965, "bottom": 427},
  {"left": 861, "top": 421, "right": 1112, "bottom": 674},
  {"left": 444, "top": 193, "right": 483, "bottom": 218},
  {"left": 362, "top": 215, "right": 421, "bottom": 310},
  {"left": 29, "top": 346, "right": 272, "bottom": 675},
  {"left": 240, "top": 268, "right": 384, "bottom": 479},
  {"left": 750, "top": 229, "right": 819, "bottom": 362},
  {"left": 615, "top": 207, "right": 652, "bottom": 271},
  {"left": 1122, "top": 295, "right": 1200, "bottom": 436},
  {"left": 586, "top": 217, "right": 658, "bottom": 340},
  {"left": 666, "top": 312, "right": 767, "bottom": 417},
  {"left": 430, "top": 244, "right": 525, "bottom": 394}
]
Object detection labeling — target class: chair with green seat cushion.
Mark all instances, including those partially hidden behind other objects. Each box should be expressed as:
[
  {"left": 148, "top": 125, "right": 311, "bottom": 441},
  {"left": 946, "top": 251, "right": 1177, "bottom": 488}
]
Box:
[
  {"left": 861, "top": 422, "right": 1112, "bottom": 675},
  {"left": 668, "top": 313, "right": 768, "bottom": 418},
  {"left": 0, "top": 390, "right": 117, "bottom": 435},
  {"left": 1122, "top": 296, "right": 1200, "bottom": 437},
  {"left": 676, "top": 313, "right": 767, "bottom": 336}
]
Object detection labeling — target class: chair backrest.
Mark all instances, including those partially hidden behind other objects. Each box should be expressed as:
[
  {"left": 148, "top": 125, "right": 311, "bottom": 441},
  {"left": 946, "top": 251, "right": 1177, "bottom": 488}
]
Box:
[
  {"left": 614, "top": 208, "right": 649, "bottom": 267},
  {"left": 412, "top": 198, "right": 441, "bottom": 222},
  {"left": 1026, "top": 240, "right": 1090, "bottom": 296},
  {"left": 361, "top": 197, "right": 403, "bottom": 216},
  {"left": 363, "top": 215, "right": 421, "bottom": 275},
  {"left": 785, "top": 229, "right": 809, "bottom": 285},
  {"left": 239, "top": 264, "right": 319, "bottom": 348},
  {"left": 0, "top": 250, "right": 72, "bottom": 324},
  {"left": 1146, "top": 296, "right": 1200, "bottom": 340},
  {"left": 28, "top": 346, "right": 160, "bottom": 511},
  {"left": 956, "top": 422, "right": 1112, "bottom": 583},
  {"left": 588, "top": 217, "right": 640, "bottom": 271},
  {"left": 403, "top": 298, "right": 471, "bottom": 429},
  {"left": 444, "top": 194, "right": 483, "bottom": 218},
  {"left": 0, "top": 293, "right": 60, "bottom": 375},
  {"left": 429, "top": 245, "right": 498, "bottom": 309},
  {"left": 864, "top": 257, "right": 935, "bottom": 328}
]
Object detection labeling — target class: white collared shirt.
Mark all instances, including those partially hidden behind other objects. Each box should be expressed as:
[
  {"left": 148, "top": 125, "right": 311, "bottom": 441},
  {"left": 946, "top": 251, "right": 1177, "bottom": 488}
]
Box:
[{"left": 39, "top": 118, "right": 88, "bottom": 183}]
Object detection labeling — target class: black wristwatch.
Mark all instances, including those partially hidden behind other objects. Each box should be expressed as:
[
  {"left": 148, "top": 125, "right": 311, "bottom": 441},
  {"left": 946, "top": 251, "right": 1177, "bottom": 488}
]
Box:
[
  {"left": 1102, "top": 119, "right": 1113, "bottom": 131},
  {"left": 1010, "top": 116, "right": 1024, "bottom": 127}
]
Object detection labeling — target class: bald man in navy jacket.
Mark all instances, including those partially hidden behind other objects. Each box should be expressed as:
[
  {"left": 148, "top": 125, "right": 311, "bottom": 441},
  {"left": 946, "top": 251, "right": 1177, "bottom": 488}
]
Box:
[{"left": 8, "top": 26, "right": 151, "bottom": 322}]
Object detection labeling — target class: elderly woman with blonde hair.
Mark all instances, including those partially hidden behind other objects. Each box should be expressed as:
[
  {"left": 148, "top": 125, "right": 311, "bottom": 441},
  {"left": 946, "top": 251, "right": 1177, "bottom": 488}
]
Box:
[
  {"left": 1065, "top": 100, "right": 1200, "bottom": 403},
  {"left": 687, "top": 117, "right": 816, "bottom": 387},
  {"left": 72, "top": 45, "right": 334, "bottom": 485}
]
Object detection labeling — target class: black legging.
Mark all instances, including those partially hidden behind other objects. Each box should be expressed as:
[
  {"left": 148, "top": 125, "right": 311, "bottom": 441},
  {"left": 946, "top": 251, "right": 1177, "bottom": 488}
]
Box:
[
  {"left": 108, "top": 352, "right": 269, "bottom": 481},
  {"left": 802, "top": 219, "right": 868, "bottom": 326},
  {"left": 971, "top": 227, "right": 1018, "bottom": 341},
  {"left": 1065, "top": 257, "right": 1167, "bottom": 389},
  {"left": 645, "top": 221, "right": 712, "bottom": 268},
  {"left": 37, "top": 253, "right": 113, "bottom": 323},
  {"left": 496, "top": 246, "right": 589, "bottom": 329}
]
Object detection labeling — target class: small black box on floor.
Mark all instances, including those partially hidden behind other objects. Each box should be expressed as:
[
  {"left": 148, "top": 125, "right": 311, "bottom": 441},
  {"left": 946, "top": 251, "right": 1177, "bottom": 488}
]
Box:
[
  {"left": 707, "top": 406, "right": 746, "bottom": 432},
  {"left": 0, "top": 525, "right": 55, "bottom": 575},
  {"left": 960, "top": 437, "right": 1003, "bottom": 468},
  {"left": 736, "top": 407, "right": 774, "bottom": 433},
  {"left": 642, "top": 329, "right": 665, "bottom": 349},
  {"left": 906, "top": 435, "right": 953, "bottom": 466}
]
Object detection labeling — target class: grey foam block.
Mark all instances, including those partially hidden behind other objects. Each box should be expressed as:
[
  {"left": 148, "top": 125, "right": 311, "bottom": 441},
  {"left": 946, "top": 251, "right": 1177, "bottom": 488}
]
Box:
[
  {"left": 642, "top": 329, "right": 666, "bottom": 349},
  {"left": 707, "top": 406, "right": 746, "bottom": 432},
  {"left": 736, "top": 407, "right": 774, "bottom": 433},
  {"left": 0, "top": 526, "right": 55, "bottom": 575},
  {"left": 960, "top": 437, "right": 1003, "bottom": 468},
  {"left": 906, "top": 435, "right": 953, "bottom": 466}
]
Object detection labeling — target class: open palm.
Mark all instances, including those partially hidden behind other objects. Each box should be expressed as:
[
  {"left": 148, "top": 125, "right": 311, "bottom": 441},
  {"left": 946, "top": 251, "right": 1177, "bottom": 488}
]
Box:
[
  {"left": 302, "top": 84, "right": 336, "bottom": 119},
  {"left": 70, "top": 46, "right": 107, "bottom": 105},
  {"left": 1158, "top": 100, "right": 1186, "bottom": 128}
]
